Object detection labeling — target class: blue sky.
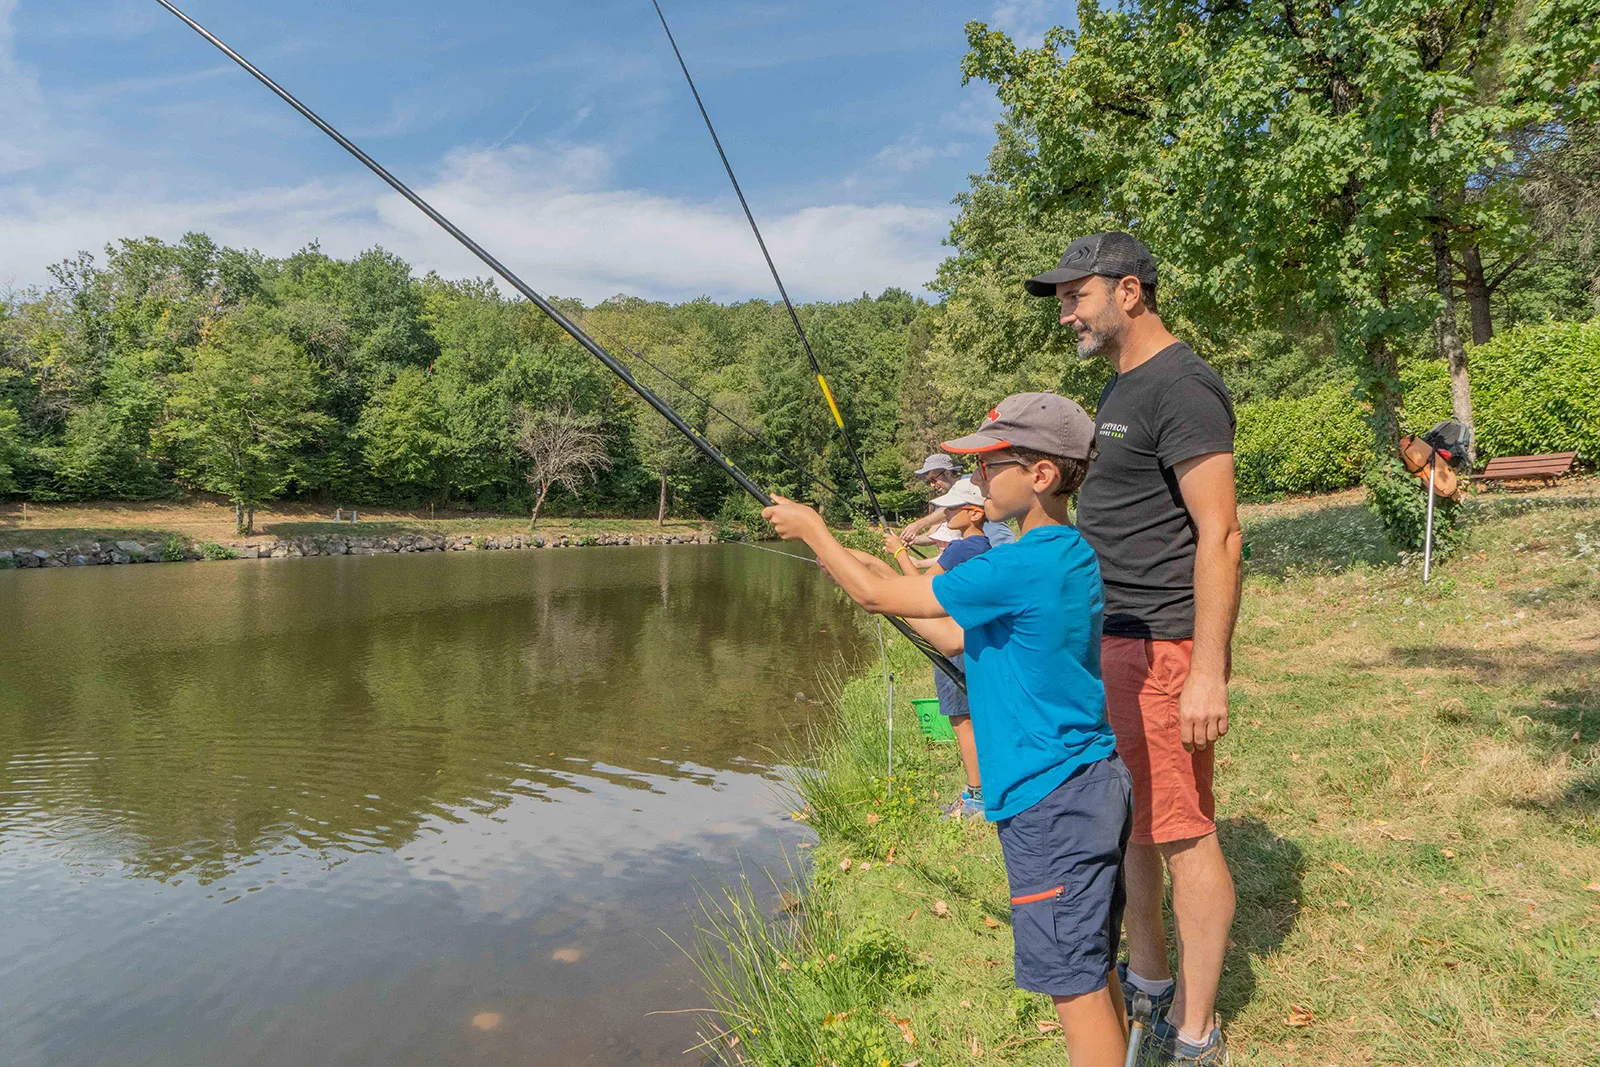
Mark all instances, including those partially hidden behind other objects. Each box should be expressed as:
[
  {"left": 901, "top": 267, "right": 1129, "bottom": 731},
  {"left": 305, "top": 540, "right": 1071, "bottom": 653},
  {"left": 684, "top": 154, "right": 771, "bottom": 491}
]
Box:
[{"left": 0, "top": 0, "right": 1069, "bottom": 303}]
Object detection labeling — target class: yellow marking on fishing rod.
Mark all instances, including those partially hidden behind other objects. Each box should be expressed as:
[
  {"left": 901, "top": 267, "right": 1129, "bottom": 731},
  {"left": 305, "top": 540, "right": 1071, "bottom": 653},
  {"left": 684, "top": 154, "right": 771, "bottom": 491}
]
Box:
[{"left": 817, "top": 374, "right": 845, "bottom": 429}]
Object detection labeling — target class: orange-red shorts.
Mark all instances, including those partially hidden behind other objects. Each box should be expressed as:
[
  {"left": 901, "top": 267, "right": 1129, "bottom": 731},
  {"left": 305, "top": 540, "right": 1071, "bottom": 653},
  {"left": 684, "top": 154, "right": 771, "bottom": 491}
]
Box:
[{"left": 1101, "top": 637, "right": 1216, "bottom": 845}]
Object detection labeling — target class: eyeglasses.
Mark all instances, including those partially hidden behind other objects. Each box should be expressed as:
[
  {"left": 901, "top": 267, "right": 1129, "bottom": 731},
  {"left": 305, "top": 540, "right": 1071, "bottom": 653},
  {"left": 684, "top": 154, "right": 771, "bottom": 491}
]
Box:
[{"left": 975, "top": 456, "right": 1025, "bottom": 481}]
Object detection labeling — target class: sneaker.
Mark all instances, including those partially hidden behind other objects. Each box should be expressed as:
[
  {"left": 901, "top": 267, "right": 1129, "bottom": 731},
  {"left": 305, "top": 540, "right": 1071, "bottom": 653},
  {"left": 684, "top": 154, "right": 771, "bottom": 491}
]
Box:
[
  {"left": 1142, "top": 1019, "right": 1230, "bottom": 1066},
  {"left": 941, "top": 788, "right": 984, "bottom": 817},
  {"left": 1118, "top": 961, "right": 1174, "bottom": 1029}
]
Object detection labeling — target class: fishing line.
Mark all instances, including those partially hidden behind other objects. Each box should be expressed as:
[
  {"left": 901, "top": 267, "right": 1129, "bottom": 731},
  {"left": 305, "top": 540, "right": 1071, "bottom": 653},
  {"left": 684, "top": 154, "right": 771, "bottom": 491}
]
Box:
[
  {"left": 652, "top": 0, "right": 917, "bottom": 775},
  {"left": 152, "top": 0, "right": 965, "bottom": 693},
  {"left": 561, "top": 305, "right": 849, "bottom": 504},
  {"left": 650, "top": 0, "right": 886, "bottom": 527}
]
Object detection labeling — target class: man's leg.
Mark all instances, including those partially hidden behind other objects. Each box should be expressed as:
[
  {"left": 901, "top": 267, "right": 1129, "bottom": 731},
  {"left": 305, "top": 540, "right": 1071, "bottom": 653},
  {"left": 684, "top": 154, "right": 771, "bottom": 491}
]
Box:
[
  {"left": 1122, "top": 840, "right": 1170, "bottom": 981},
  {"left": 1161, "top": 832, "right": 1235, "bottom": 1040},
  {"left": 951, "top": 713, "right": 980, "bottom": 791},
  {"left": 1054, "top": 981, "right": 1128, "bottom": 1067}
]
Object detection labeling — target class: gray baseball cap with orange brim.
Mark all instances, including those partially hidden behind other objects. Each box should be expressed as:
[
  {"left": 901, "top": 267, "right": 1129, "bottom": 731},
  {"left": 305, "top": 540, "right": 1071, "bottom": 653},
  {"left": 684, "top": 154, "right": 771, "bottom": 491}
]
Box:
[{"left": 942, "top": 392, "right": 1097, "bottom": 460}]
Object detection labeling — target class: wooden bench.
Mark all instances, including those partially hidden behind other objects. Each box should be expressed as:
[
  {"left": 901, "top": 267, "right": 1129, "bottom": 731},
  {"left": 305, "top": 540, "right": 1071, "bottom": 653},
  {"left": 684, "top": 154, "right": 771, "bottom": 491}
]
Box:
[{"left": 1472, "top": 452, "right": 1578, "bottom": 489}]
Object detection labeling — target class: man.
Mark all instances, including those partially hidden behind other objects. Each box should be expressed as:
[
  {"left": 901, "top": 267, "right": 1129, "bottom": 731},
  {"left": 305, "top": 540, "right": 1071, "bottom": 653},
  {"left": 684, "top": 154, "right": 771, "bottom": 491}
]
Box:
[
  {"left": 764, "top": 393, "right": 1132, "bottom": 1067},
  {"left": 903, "top": 455, "right": 1016, "bottom": 547},
  {"left": 1025, "top": 233, "right": 1243, "bottom": 1065}
]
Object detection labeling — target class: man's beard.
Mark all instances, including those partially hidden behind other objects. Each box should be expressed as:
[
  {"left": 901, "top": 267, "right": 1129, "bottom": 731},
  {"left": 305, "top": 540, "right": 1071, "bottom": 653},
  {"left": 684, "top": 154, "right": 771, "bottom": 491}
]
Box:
[{"left": 1074, "top": 309, "right": 1124, "bottom": 359}]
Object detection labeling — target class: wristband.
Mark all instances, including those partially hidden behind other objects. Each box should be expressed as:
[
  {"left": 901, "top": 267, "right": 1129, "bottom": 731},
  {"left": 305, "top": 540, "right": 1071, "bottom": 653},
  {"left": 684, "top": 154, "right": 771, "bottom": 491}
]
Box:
[{"left": 894, "top": 547, "right": 908, "bottom": 559}]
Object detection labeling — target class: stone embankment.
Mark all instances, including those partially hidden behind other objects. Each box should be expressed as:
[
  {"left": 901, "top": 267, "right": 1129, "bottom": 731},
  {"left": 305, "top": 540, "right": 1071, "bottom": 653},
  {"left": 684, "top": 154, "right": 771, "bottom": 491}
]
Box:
[{"left": 1, "top": 530, "right": 719, "bottom": 570}]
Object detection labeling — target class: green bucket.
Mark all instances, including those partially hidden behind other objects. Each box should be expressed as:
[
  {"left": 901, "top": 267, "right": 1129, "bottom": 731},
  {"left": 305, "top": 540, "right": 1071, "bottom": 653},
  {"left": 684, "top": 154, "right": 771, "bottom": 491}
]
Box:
[{"left": 911, "top": 697, "right": 957, "bottom": 742}]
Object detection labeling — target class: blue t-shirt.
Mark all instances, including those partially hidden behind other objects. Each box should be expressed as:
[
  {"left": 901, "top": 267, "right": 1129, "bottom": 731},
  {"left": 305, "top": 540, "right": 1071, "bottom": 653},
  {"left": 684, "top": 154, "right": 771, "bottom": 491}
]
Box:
[
  {"left": 937, "top": 533, "right": 991, "bottom": 571},
  {"left": 931, "top": 534, "right": 989, "bottom": 718},
  {"left": 983, "top": 520, "right": 1016, "bottom": 545},
  {"left": 931, "top": 524, "right": 1115, "bottom": 821}
]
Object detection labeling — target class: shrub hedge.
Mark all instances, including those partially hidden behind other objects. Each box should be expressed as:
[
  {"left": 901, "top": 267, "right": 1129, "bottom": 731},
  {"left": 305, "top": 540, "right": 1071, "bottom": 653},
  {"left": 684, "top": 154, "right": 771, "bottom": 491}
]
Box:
[
  {"left": 1234, "top": 382, "right": 1373, "bottom": 499},
  {"left": 1399, "top": 317, "right": 1600, "bottom": 464},
  {"left": 1233, "top": 317, "right": 1599, "bottom": 499}
]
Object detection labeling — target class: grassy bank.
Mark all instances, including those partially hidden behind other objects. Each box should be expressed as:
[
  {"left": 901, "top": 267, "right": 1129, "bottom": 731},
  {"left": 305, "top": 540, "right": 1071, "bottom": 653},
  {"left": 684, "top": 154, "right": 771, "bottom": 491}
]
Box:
[
  {"left": 0, "top": 498, "right": 715, "bottom": 553},
  {"left": 692, "top": 481, "right": 1600, "bottom": 1066}
]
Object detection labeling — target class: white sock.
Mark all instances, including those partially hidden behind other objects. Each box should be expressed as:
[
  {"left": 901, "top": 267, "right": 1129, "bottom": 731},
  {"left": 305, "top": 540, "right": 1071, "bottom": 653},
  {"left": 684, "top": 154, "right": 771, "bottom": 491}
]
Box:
[
  {"left": 1125, "top": 970, "right": 1174, "bottom": 996},
  {"left": 1176, "top": 1024, "right": 1217, "bottom": 1049}
]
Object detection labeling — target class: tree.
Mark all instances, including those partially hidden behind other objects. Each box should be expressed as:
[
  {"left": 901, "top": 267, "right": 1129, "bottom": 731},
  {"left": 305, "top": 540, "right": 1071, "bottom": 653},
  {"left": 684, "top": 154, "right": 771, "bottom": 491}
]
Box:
[
  {"left": 357, "top": 367, "right": 452, "bottom": 499},
  {"left": 0, "top": 403, "right": 24, "bottom": 494},
  {"left": 514, "top": 404, "right": 612, "bottom": 529},
  {"left": 161, "top": 322, "right": 330, "bottom": 533},
  {"left": 955, "top": 0, "right": 1600, "bottom": 457}
]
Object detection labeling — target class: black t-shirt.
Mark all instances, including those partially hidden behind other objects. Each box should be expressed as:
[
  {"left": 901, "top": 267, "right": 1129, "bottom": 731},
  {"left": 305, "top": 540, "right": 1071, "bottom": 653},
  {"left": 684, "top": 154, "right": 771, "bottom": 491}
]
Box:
[{"left": 1077, "top": 342, "right": 1235, "bottom": 640}]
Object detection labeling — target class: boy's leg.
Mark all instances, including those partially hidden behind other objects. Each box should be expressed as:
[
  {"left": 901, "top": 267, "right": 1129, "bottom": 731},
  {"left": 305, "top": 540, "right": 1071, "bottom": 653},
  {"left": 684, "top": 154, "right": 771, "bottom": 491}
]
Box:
[
  {"left": 1163, "top": 832, "right": 1235, "bottom": 1040},
  {"left": 952, "top": 714, "right": 980, "bottom": 791},
  {"left": 998, "top": 758, "right": 1133, "bottom": 1067},
  {"left": 1054, "top": 980, "right": 1128, "bottom": 1067}
]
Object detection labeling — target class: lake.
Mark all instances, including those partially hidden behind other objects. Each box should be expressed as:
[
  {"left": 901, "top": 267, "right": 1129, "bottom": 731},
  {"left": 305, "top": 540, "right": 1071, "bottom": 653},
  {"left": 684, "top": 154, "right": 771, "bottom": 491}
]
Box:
[{"left": 0, "top": 544, "right": 869, "bottom": 1066}]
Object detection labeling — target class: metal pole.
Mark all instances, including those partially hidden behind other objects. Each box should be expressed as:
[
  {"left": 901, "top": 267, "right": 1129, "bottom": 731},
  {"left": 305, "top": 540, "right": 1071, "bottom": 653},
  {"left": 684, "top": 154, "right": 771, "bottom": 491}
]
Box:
[{"left": 1423, "top": 466, "right": 1436, "bottom": 583}]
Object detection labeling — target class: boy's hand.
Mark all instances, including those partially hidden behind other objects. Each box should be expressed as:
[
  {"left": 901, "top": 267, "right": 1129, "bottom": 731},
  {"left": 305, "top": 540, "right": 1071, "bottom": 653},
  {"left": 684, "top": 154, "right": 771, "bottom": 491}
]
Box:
[
  {"left": 882, "top": 531, "right": 907, "bottom": 557},
  {"left": 761, "top": 495, "right": 827, "bottom": 542}
]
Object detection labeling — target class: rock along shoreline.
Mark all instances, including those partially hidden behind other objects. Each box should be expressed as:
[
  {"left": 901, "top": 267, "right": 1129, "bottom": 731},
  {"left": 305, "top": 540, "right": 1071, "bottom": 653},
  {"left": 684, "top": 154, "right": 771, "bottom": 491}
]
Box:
[{"left": 0, "top": 529, "right": 722, "bottom": 570}]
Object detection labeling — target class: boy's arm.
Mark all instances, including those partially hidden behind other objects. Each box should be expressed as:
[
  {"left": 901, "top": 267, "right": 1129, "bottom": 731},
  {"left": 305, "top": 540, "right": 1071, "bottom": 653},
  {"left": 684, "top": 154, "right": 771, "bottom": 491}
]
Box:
[
  {"left": 765, "top": 497, "right": 947, "bottom": 620},
  {"left": 836, "top": 548, "right": 963, "bottom": 656},
  {"left": 900, "top": 506, "right": 947, "bottom": 544}
]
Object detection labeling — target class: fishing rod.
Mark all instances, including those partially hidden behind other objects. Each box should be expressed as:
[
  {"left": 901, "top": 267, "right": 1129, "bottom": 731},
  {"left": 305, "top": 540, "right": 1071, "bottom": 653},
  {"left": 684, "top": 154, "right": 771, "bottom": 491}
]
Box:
[
  {"left": 650, "top": 0, "right": 887, "bottom": 528},
  {"left": 562, "top": 305, "right": 849, "bottom": 504},
  {"left": 153, "top": 0, "right": 964, "bottom": 688}
]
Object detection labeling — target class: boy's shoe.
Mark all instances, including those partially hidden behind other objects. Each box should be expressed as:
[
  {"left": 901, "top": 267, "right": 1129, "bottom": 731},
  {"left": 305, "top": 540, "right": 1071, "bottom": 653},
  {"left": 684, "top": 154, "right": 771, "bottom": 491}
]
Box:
[
  {"left": 941, "top": 788, "right": 984, "bottom": 817},
  {"left": 1118, "top": 961, "right": 1174, "bottom": 1029},
  {"left": 1141, "top": 1019, "right": 1230, "bottom": 1066}
]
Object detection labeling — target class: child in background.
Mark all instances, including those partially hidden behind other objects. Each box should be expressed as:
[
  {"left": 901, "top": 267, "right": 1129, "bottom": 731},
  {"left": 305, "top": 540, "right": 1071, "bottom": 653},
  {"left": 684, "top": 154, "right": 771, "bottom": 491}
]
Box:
[
  {"left": 763, "top": 393, "right": 1132, "bottom": 1067},
  {"left": 885, "top": 479, "right": 991, "bottom": 817}
]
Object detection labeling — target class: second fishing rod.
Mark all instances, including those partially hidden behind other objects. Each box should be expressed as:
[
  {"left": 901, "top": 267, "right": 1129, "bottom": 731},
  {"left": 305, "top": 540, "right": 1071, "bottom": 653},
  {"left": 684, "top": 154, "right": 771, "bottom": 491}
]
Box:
[{"left": 153, "top": 0, "right": 964, "bottom": 688}]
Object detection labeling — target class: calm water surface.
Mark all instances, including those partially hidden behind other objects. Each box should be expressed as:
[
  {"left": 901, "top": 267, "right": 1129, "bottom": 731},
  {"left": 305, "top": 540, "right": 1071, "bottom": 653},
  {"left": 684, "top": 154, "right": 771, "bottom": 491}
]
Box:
[{"left": 0, "top": 544, "right": 868, "bottom": 1066}]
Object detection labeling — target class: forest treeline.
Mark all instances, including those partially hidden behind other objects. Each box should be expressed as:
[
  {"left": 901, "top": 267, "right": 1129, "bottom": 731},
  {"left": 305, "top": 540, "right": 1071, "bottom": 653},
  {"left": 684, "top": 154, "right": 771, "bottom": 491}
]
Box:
[{"left": 1, "top": 0, "right": 1596, "bottom": 529}]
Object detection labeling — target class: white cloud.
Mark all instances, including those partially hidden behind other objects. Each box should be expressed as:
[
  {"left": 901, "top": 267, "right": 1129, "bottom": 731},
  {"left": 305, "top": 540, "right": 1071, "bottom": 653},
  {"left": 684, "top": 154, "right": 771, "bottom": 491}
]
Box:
[
  {"left": 0, "top": 0, "right": 64, "bottom": 175},
  {"left": 0, "top": 140, "right": 949, "bottom": 303},
  {"left": 990, "top": 0, "right": 1061, "bottom": 48}
]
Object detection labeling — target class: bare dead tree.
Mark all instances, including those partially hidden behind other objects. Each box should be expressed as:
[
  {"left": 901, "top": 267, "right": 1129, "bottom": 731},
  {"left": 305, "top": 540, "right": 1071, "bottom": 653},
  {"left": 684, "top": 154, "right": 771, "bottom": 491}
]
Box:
[{"left": 514, "top": 404, "right": 612, "bottom": 529}]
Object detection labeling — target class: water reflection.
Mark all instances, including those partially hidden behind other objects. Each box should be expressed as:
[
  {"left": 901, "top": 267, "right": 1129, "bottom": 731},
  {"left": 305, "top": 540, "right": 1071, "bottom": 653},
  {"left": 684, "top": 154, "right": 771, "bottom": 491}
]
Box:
[{"left": 0, "top": 544, "right": 861, "bottom": 1066}]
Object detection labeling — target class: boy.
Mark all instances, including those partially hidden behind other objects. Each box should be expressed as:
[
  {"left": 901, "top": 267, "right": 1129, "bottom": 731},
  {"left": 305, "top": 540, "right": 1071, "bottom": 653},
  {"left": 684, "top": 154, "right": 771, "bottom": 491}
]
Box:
[
  {"left": 885, "top": 477, "right": 991, "bottom": 816},
  {"left": 764, "top": 393, "right": 1133, "bottom": 1067}
]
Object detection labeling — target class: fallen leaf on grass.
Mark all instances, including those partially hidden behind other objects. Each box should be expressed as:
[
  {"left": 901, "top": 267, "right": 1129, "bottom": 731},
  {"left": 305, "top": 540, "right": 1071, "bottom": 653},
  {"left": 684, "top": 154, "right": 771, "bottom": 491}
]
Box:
[
  {"left": 1379, "top": 829, "right": 1415, "bottom": 842},
  {"left": 932, "top": 900, "right": 950, "bottom": 918},
  {"left": 883, "top": 1011, "right": 917, "bottom": 1045},
  {"left": 839, "top": 858, "right": 852, "bottom": 873},
  {"left": 821, "top": 1010, "right": 853, "bottom": 1026},
  {"left": 982, "top": 916, "right": 1000, "bottom": 929},
  {"left": 959, "top": 999, "right": 971, "bottom": 1009},
  {"left": 866, "top": 813, "right": 881, "bottom": 825},
  {"left": 1584, "top": 883, "right": 1600, "bottom": 893},
  {"left": 860, "top": 862, "right": 873, "bottom": 872},
  {"left": 1330, "top": 862, "right": 1355, "bottom": 876},
  {"left": 1285, "top": 1005, "right": 1315, "bottom": 1028},
  {"left": 1035, "top": 1019, "right": 1062, "bottom": 1034},
  {"left": 1332, "top": 900, "right": 1350, "bottom": 909},
  {"left": 886, "top": 845, "right": 896, "bottom": 864},
  {"left": 902, "top": 908, "right": 918, "bottom": 921},
  {"left": 1440, "top": 848, "right": 1456, "bottom": 859},
  {"left": 967, "top": 1033, "right": 983, "bottom": 1057}
]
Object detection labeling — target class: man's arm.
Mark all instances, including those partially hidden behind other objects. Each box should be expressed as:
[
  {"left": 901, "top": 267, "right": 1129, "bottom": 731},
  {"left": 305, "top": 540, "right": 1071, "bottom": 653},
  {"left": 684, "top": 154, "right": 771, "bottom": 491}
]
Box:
[
  {"left": 1174, "top": 451, "right": 1243, "bottom": 751},
  {"left": 900, "top": 505, "right": 948, "bottom": 544}
]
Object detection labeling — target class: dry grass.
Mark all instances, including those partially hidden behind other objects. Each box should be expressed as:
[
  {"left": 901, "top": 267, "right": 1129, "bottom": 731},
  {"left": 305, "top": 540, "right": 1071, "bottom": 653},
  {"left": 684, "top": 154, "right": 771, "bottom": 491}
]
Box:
[{"left": 0, "top": 496, "right": 713, "bottom": 551}]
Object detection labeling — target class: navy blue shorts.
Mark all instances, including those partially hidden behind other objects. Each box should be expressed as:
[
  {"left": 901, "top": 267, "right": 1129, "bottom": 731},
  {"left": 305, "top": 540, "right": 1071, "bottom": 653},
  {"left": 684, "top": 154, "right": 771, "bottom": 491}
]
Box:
[
  {"left": 996, "top": 756, "right": 1133, "bottom": 997},
  {"left": 933, "top": 661, "right": 969, "bottom": 718}
]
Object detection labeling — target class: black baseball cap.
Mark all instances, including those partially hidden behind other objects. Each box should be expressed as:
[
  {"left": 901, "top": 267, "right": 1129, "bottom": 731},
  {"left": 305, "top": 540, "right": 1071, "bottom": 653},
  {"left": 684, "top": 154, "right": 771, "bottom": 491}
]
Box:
[{"left": 1024, "top": 232, "right": 1158, "bottom": 297}]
